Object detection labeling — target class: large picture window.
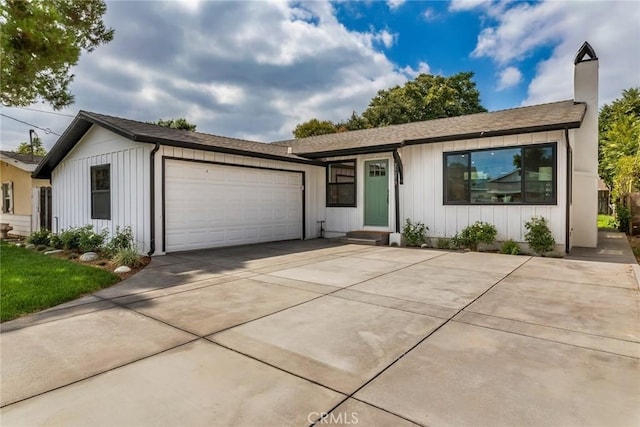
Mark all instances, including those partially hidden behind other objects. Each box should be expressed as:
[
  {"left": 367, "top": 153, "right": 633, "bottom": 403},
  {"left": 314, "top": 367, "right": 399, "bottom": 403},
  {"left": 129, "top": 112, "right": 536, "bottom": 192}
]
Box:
[
  {"left": 444, "top": 143, "right": 556, "bottom": 205},
  {"left": 326, "top": 160, "right": 356, "bottom": 207},
  {"left": 91, "top": 164, "right": 111, "bottom": 219}
]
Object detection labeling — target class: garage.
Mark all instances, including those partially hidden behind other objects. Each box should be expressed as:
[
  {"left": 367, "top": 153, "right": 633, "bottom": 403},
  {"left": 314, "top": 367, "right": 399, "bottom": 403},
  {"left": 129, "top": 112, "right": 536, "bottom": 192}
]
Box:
[{"left": 164, "top": 159, "right": 304, "bottom": 252}]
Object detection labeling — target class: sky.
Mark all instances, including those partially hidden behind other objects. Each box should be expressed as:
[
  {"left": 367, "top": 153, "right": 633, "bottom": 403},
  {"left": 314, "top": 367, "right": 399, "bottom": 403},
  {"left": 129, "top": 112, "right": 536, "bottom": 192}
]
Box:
[{"left": 1, "top": 0, "right": 639, "bottom": 152}]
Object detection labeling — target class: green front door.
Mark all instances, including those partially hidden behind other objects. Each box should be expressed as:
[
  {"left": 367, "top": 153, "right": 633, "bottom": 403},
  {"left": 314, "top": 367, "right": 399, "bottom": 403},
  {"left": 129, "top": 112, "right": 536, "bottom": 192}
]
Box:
[{"left": 364, "top": 159, "right": 389, "bottom": 226}]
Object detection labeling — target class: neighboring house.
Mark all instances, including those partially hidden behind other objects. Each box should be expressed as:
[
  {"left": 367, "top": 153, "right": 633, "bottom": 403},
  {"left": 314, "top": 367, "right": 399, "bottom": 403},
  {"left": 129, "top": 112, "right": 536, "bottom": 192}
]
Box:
[
  {"left": 33, "top": 42, "right": 599, "bottom": 254},
  {"left": 0, "top": 151, "right": 52, "bottom": 236},
  {"left": 598, "top": 177, "right": 611, "bottom": 215}
]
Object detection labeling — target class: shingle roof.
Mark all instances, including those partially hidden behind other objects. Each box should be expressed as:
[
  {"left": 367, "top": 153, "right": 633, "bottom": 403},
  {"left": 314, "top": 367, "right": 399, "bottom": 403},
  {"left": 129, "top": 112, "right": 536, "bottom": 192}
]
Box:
[
  {"left": 33, "top": 110, "right": 320, "bottom": 179},
  {"left": 276, "top": 100, "right": 586, "bottom": 157},
  {"left": 0, "top": 150, "right": 45, "bottom": 165}
]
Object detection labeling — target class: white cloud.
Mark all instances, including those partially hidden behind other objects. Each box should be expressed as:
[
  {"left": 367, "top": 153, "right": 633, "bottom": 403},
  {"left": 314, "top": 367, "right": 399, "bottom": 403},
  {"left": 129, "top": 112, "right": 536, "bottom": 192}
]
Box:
[
  {"left": 462, "top": 0, "right": 640, "bottom": 106},
  {"left": 387, "top": 0, "right": 406, "bottom": 11},
  {"left": 448, "top": 0, "right": 491, "bottom": 12},
  {"left": 1, "top": 1, "right": 412, "bottom": 148},
  {"left": 422, "top": 7, "right": 438, "bottom": 22},
  {"left": 402, "top": 61, "right": 431, "bottom": 79},
  {"left": 496, "top": 66, "right": 522, "bottom": 91}
]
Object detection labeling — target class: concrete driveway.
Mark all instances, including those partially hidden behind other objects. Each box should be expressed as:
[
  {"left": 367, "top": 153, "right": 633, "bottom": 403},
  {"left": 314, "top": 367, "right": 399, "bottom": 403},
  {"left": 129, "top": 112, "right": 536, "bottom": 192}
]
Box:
[{"left": 1, "top": 241, "right": 639, "bottom": 426}]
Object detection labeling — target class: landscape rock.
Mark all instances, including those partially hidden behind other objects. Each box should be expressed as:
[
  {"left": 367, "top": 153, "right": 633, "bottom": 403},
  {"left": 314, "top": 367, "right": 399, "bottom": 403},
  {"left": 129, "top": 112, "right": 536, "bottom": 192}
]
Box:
[
  {"left": 421, "top": 244, "right": 428, "bottom": 248},
  {"left": 114, "top": 266, "right": 131, "bottom": 274},
  {"left": 79, "top": 252, "right": 98, "bottom": 262},
  {"left": 44, "top": 249, "right": 63, "bottom": 255},
  {"left": 25, "top": 244, "right": 35, "bottom": 249}
]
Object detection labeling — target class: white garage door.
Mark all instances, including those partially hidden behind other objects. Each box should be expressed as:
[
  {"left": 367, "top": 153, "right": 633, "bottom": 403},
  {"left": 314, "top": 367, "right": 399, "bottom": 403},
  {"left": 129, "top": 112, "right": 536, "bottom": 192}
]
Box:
[{"left": 165, "top": 160, "right": 303, "bottom": 252}]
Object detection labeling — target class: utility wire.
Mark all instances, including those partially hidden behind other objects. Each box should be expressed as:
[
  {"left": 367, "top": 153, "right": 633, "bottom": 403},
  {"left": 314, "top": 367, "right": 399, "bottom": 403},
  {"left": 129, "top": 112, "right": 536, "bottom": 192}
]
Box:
[
  {"left": 8, "top": 106, "right": 75, "bottom": 118},
  {"left": 0, "top": 112, "right": 61, "bottom": 136}
]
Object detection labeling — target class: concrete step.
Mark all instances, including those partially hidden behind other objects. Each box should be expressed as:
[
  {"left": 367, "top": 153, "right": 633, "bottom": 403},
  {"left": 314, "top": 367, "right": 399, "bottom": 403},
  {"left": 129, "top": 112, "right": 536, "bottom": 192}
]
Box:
[
  {"left": 345, "top": 231, "right": 390, "bottom": 245},
  {"left": 339, "top": 237, "right": 381, "bottom": 246}
]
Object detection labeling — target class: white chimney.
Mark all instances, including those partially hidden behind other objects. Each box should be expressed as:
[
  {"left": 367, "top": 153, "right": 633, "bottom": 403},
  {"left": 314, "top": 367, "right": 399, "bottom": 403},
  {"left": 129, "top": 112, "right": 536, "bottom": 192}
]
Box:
[{"left": 571, "top": 41, "right": 599, "bottom": 248}]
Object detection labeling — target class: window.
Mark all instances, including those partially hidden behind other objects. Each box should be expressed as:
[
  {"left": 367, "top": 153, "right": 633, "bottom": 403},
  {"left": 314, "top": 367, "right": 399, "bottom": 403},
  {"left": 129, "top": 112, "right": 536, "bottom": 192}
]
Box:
[
  {"left": 443, "top": 143, "right": 556, "bottom": 205},
  {"left": 327, "top": 160, "right": 356, "bottom": 207},
  {"left": 1, "top": 182, "right": 13, "bottom": 213},
  {"left": 91, "top": 164, "right": 111, "bottom": 219}
]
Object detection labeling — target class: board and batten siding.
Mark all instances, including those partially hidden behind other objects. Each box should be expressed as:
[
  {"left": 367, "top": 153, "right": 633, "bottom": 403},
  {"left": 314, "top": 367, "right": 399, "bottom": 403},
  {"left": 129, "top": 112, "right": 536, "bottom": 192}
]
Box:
[
  {"left": 153, "top": 146, "right": 325, "bottom": 254},
  {"left": 51, "top": 126, "right": 151, "bottom": 252},
  {"left": 322, "top": 153, "right": 396, "bottom": 236},
  {"left": 399, "top": 130, "right": 567, "bottom": 248}
]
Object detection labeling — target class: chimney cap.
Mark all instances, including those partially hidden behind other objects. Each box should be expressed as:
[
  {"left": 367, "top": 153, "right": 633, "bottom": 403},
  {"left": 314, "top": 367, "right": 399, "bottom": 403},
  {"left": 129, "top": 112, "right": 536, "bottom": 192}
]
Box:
[{"left": 574, "top": 41, "right": 598, "bottom": 65}]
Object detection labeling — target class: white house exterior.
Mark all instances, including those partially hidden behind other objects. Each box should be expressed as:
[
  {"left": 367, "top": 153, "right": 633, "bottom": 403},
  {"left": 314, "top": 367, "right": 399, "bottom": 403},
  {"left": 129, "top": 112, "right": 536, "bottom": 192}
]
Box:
[{"left": 34, "top": 42, "right": 599, "bottom": 255}]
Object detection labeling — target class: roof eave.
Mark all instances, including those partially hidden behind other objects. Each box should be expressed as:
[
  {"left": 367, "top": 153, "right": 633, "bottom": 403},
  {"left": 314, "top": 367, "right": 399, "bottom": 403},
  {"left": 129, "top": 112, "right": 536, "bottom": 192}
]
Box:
[{"left": 297, "top": 143, "right": 402, "bottom": 159}]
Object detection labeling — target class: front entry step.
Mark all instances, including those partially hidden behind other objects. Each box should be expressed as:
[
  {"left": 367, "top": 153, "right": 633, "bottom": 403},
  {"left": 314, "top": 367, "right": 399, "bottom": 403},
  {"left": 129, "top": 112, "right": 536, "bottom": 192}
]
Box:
[{"left": 340, "top": 231, "right": 390, "bottom": 246}]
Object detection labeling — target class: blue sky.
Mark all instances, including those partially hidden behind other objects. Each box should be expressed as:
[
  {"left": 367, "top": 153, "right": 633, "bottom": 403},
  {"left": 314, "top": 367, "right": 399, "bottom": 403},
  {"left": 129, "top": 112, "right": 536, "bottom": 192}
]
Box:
[{"left": 1, "top": 0, "right": 639, "bottom": 150}]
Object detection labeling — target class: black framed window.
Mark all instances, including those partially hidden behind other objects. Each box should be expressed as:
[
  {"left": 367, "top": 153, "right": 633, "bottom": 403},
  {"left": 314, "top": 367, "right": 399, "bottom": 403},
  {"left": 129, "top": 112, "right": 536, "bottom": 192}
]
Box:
[
  {"left": 326, "top": 160, "right": 356, "bottom": 207},
  {"left": 91, "top": 164, "right": 111, "bottom": 219},
  {"left": 443, "top": 143, "right": 556, "bottom": 205}
]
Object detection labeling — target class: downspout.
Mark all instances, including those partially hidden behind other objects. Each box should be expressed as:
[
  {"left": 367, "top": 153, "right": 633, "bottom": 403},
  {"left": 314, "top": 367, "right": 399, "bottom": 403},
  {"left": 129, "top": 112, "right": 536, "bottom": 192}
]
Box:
[
  {"left": 393, "top": 149, "right": 404, "bottom": 233},
  {"left": 565, "top": 128, "right": 572, "bottom": 254},
  {"left": 147, "top": 143, "right": 160, "bottom": 256}
]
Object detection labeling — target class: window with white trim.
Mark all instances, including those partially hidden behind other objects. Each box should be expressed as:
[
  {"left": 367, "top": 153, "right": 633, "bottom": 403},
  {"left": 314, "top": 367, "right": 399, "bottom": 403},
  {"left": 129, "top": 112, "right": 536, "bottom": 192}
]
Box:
[
  {"left": 91, "top": 164, "right": 111, "bottom": 219},
  {"left": 1, "top": 182, "right": 13, "bottom": 214}
]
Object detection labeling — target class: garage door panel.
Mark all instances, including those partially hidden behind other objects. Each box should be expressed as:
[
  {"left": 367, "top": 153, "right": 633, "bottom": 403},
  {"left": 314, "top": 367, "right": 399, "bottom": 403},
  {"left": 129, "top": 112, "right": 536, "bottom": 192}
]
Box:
[{"left": 165, "top": 160, "right": 302, "bottom": 252}]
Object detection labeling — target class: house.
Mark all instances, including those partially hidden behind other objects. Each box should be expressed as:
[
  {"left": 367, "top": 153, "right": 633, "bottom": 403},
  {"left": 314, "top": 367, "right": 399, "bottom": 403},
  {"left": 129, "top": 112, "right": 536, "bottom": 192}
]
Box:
[
  {"left": 0, "top": 151, "right": 52, "bottom": 236},
  {"left": 33, "top": 42, "right": 599, "bottom": 254}
]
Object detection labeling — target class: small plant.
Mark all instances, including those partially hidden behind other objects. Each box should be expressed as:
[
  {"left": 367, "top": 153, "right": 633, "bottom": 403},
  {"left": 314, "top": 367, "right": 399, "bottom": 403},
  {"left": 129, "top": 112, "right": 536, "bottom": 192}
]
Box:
[
  {"left": 458, "top": 221, "right": 497, "bottom": 251},
  {"left": 36, "top": 244, "right": 48, "bottom": 252},
  {"left": 500, "top": 239, "right": 521, "bottom": 255},
  {"left": 597, "top": 214, "right": 617, "bottom": 230},
  {"left": 49, "top": 234, "right": 63, "bottom": 249},
  {"left": 27, "top": 229, "right": 51, "bottom": 246},
  {"left": 437, "top": 237, "right": 450, "bottom": 249},
  {"left": 111, "top": 247, "right": 142, "bottom": 268},
  {"left": 402, "top": 219, "right": 429, "bottom": 247},
  {"left": 105, "top": 226, "right": 135, "bottom": 256},
  {"left": 59, "top": 225, "right": 107, "bottom": 252},
  {"left": 616, "top": 204, "right": 630, "bottom": 234},
  {"left": 524, "top": 216, "right": 556, "bottom": 255}
]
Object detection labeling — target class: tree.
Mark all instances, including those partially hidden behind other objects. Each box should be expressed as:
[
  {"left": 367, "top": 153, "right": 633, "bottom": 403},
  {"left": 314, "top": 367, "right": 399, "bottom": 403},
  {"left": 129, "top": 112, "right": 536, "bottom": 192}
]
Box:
[
  {"left": 292, "top": 71, "right": 486, "bottom": 137},
  {"left": 293, "top": 118, "right": 338, "bottom": 138},
  {"left": 598, "top": 87, "right": 640, "bottom": 190},
  {"left": 153, "top": 118, "right": 197, "bottom": 131},
  {"left": 1, "top": 0, "right": 114, "bottom": 109},
  {"left": 362, "top": 72, "right": 487, "bottom": 127},
  {"left": 15, "top": 137, "right": 47, "bottom": 156}
]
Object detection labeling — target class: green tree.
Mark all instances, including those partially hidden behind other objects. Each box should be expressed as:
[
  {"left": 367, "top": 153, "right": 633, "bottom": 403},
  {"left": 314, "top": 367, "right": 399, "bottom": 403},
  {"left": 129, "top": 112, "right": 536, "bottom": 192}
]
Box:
[
  {"left": 154, "top": 118, "right": 197, "bottom": 131},
  {"left": 336, "top": 111, "right": 370, "bottom": 132},
  {"left": 15, "top": 136, "right": 47, "bottom": 156},
  {"left": 598, "top": 88, "right": 640, "bottom": 190},
  {"left": 1, "top": 0, "right": 114, "bottom": 109},
  {"left": 293, "top": 118, "right": 338, "bottom": 138},
  {"left": 362, "top": 72, "right": 487, "bottom": 127}
]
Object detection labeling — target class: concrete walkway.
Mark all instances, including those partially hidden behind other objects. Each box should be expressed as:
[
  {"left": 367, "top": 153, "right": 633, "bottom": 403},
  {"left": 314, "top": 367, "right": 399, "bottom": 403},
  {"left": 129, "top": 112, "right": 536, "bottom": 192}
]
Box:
[
  {"left": 1, "top": 241, "right": 639, "bottom": 426},
  {"left": 567, "top": 230, "right": 637, "bottom": 264}
]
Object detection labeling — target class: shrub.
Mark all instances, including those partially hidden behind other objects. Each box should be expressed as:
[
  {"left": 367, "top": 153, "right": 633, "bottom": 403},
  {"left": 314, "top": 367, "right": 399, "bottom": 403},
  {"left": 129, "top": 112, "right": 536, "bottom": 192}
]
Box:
[
  {"left": 105, "top": 226, "right": 135, "bottom": 255},
  {"left": 112, "top": 247, "right": 142, "bottom": 268},
  {"left": 27, "top": 229, "right": 51, "bottom": 246},
  {"left": 36, "top": 244, "right": 48, "bottom": 252},
  {"left": 402, "top": 219, "right": 429, "bottom": 247},
  {"left": 524, "top": 216, "right": 556, "bottom": 255},
  {"left": 500, "top": 239, "right": 521, "bottom": 255},
  {"left": 437, "top": 238, "right": 450, "bottom": 249},
  {"left": 59, "top": 225, "right": 107, "bottom": 252},
  {"left": 458, "top": 221, "right": 497, "bottom": 251},
  {"left": 616, "top": 204, "right": 630, "bottom": 234},
  {"left": 49, "top": 234, "right": 63, "bottom": 249}
]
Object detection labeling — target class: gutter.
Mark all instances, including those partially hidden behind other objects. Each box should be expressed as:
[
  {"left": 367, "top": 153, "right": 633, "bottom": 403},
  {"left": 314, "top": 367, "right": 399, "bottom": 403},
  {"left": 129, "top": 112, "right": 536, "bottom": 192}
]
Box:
[
  {"left": 147, "top": 142, "right": 161, "bottom": 256},
  {"left": 565, "top": 128, "right": 572, "bottom": 253},
  {"left": 392, "top": 149, "right": 404, "bottom": 233}
]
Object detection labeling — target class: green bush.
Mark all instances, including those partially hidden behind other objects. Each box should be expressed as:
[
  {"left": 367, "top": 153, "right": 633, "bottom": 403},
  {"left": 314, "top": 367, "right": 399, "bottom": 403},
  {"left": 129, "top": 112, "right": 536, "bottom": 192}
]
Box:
[
  {"left": 524, "top": 216, "right": 556, "bottom": 255},
  {"left": 500, "top": 239, "right": 521, "bottom": 255},
  {"left": 49, "top": 234, "right": 63, "bottom": 249},
  {"left": 59, "top": 225, "right": 107, "bottom": 252},
  {"left": 458, "top": 221, "right": 497, "bottom": 251},
  {"left": 402, "top": 219, "right": 429, "bottom": 247},
  {"left": 112, "top": 247, "right": 142, "bottom": 268},
  {"left": 27, "top": 229, "right": 51, "bottom": 246},
  {"left": 616, "top": 204, "right": 630, "bottom": 234},
  {"left": 597, "top": 214, "right": 617, "bottom": 230},
  {"left": 436, "top": 238, "right": 451, "bottom": 249},
  {"left": 105, "top": 226, "right": 135, "bottom": 255}
]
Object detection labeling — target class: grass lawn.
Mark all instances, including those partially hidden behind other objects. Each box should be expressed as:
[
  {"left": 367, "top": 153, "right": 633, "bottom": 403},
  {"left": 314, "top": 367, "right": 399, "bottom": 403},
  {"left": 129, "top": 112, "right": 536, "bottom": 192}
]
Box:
[
  {"left": 597, "top": 214, "right": 617, "bottom": 230},
  {"left": 0, "top": 242, "right": 120, "bottom": 322}
]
